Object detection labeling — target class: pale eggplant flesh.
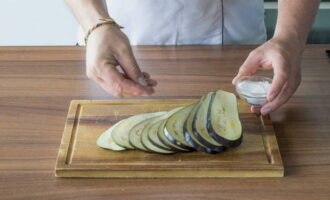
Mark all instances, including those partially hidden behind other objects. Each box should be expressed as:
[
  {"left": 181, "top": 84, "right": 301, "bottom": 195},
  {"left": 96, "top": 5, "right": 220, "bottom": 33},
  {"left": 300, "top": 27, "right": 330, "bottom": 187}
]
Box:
[
  {"left": 96, "top": 120, "right": 126, "bottom": 151},
  {"left": 158, "top": 119, "right": 194, "bottom": 152},
  {"left": 111, "top": 112, "right": 164, "bottom": 149},
  {"left": 141, "top": 119, "right": 177, "bottom": 154},
  {"left": 137, "top": 107, "right": 183, "bottom": 154},
  {"left": 192, "top": 92, "right": 226, "bottom": 151},
  {"left": 207, "top": 90, "right": 243, "bottom": 147},
  {"left": 147, "top": 120, "right": 178, "bottom": 152},
  {"left": 183, "top": 97, "right": 224, "bottom": 154},
  {"left": 148, "top": 119, "right": 180, "bottom": 152},
  {"left": 164, "top": 104, "right": 196, "bottom": 151},
  {"left": 129, "top": 112, "right": 166, "bottom": 152}
]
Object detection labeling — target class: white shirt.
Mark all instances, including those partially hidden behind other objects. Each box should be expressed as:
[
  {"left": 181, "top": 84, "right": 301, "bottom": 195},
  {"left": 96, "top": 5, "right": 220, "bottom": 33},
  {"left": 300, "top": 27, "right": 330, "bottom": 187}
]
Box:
[{"left": 78, "top": 0, "right": 266, "bottom": 45}]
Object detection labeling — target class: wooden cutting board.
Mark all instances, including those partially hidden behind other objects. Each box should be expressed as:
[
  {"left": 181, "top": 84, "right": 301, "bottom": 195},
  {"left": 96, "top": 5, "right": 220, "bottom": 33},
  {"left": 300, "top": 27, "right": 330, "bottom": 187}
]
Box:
[{"left": 55, "top": 99, "right": 284, "bottom": 178}]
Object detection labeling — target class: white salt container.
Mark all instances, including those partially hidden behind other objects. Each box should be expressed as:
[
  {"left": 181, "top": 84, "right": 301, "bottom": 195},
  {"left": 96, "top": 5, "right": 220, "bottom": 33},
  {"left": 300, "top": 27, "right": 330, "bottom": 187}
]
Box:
[{"left": 235, "top": 76, "right": 272, "bottom": 106}]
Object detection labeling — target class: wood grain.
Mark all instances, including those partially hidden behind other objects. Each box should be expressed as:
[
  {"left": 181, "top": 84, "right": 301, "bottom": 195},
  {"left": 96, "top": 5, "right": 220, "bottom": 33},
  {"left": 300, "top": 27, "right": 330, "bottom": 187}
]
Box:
[
  {"left": 55, "top": 99, "right": 283, "bottom": 178},
  {"left": 0, "top": 45, "right": 329, "bottom": 199}
]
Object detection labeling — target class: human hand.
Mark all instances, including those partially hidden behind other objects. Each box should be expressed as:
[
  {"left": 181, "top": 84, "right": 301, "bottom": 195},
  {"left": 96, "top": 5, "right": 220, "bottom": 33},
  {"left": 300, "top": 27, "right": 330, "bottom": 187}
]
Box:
[
  {"left": 232, "top": 37, "right": 303, "bottom": 115},
  {"left": 85, "top": 25, "right": 156, "bottom": 98}
]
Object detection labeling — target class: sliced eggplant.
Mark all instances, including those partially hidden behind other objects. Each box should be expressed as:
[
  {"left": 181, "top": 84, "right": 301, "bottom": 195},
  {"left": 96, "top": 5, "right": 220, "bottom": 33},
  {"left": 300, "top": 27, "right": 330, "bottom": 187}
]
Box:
[
  {"left": 158, "top": 119, "right": 195, "bottom": 152},
  {"left": 192, "top": 92, "right": 226, "bottom": 151},
  {"left": 111, "top": 112, "right": 162, "bottom": 149},
  {"left": 130, "top": 107, "right": 183, "bottom": 153},
  {"left": 183, "top": 97, "right": 224, "bottom": 154},
  {"left": 207, "top": 90, "right": 243, "bottom": 147},
  {"left": 96, "top": 120, "right": 126, "bottom": 151},
  {"left": 98, "top": 89, "right": 242, "bottom": 154},
  {"left": 141, "top": 120, "right": 177, "bottom": 154},
  {"left": 140, "top": 107, "right": 184, "bottom": 153},
  {"left": 147, "top": 120, "right": 178, "bottom": 151},
  {"left": 164, "top": 104, "right": 196, "bottom": 150},
  {"left": 129, "top": 112, "right": 166, "bottom": 152}
]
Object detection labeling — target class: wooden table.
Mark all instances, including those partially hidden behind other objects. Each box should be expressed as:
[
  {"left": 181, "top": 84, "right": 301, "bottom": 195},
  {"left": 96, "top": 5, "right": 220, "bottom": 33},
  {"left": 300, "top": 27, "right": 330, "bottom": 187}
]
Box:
[{"left": 0, "top": 45, "right": 329, "bottom": 200}]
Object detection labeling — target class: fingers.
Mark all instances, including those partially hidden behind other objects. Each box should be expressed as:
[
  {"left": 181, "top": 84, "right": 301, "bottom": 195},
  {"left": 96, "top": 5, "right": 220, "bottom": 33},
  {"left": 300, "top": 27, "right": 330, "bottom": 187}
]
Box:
[
  {"left": 146, "top": 78, "right": 157, "bottom": 87},
  {"left": 119, "top": 71, "right": 157, "bottom": 87},
  {"left": 266, "top": 57, "right": 290, "bottom": 102},
  {"left": 142, "top": 72, "right": 150, "bottom": 79},
  {"left": 115, "top": 44, "right": 144, "bottom": 82},
  {"left": 140, "top": 72, "right": 157, "bottom": 87},
  {"left": 114, "top": 45, "right": 158, "bottom": 89},
  {"left": 261, "top": 55, "right": 298, "bottom": 115},
  {"left": 251, "top": 106, "right": 261, "bottom": 114},
  {"left": 232, "top": 51, "right": 261, "bottom": 85},
  {"left": 91, "top": 64, "right": 155, "bottom": 98},
  {"left": 260, "top": 79, "right": 299, "bottom": 115}
]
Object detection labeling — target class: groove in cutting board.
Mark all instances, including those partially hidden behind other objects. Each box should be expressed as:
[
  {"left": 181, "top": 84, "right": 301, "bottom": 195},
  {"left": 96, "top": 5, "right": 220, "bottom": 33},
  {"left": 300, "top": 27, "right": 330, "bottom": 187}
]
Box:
[
  {"left": 260, "top": 116, "right": 275, "bottom": 165},
  {"left": 65, "top": 104, "right": 81, "bottom": 165}
]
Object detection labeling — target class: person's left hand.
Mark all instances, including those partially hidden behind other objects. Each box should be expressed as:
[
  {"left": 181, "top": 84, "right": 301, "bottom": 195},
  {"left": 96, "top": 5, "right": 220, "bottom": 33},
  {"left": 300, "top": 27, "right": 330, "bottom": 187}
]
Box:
[{"left": 232, "top": 37, "right": 303, "bottom": 115}]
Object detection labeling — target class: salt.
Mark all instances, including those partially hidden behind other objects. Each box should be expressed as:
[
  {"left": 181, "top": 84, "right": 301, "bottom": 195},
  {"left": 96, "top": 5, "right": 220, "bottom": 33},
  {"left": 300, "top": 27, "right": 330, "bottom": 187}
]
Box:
[
  {"left": 245, "top": 96, "right": 267, "bottom": 105},
  {"left": 236, "top": 80, "right": 271, "bottom": 105}
]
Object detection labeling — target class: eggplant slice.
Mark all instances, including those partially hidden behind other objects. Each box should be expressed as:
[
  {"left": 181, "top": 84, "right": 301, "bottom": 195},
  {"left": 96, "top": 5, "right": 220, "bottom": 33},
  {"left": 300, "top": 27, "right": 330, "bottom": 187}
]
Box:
[
  {"left": 96, "top": 120, "right": 126, "bottom": 151},
  {"left": 129, "top": 112, "right": 166, "bottom": 152},
  {"left": 111, "top": 112, "right": 163, "bottom": 149},
  {"left": 141, "top": 120, "right": 177, "bottom": 154},
  {"left": 158, "top": 119, "right": 194, "bottom": 152},
  {"left": 192, "top": 92, "right": 226, "bottom": 151},
  {"left": 131, "top": 107, "right": 183, "bottom": 153},
  {"left": 147, "top": 120, "right": 177, "bottom": 151},
  {"left": 207, "top": 90, "right": 243, "bottom": 147},
  {"left": 164, "top": 104, "right": 196, "bottom": 150},
  {"left": 183, "top": 97, "right": 223, "bottom": 154}
]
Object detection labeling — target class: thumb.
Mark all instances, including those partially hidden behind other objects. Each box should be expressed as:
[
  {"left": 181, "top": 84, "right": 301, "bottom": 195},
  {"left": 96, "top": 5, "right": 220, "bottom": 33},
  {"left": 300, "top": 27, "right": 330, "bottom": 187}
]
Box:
[
  {"left": 115, "top": 47, "right": 149, "bottom": 87},
  {"left": 232, "top": 52, "right": 260, "bottom": 85}
]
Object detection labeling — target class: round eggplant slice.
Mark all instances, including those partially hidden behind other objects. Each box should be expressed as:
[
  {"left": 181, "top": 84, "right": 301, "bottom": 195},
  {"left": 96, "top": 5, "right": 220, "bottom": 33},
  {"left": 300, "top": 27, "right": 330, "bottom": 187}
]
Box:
[
  {"left": 130, "top": 107, "right": 183, "bottom": 153},
  {"left": 183, "top": 97, "right": 225, "bottom": 154},
  {"left": 147, "top": 120, "right": 178, "bottom": 151},
  {"left": 141, "top": 120, "right": 177, "bottom": 154},
  {"left": 96, "top": 120, "right": 126, "bottom": 151},
  {"left": 164, "top": 104, "right": 196, "bottom": 150},
  {"left": 129, "top": 112, "right": 166, "bottom": 152},
  {"left": 111, "top": 112, "right": 163, "bottom": 149},
  {"left": 139, "top": 107, "right": 184, "bottom": 153},
  {"left": 192, "top": 92, "right": 226, "bottom": 150},
  {"left": 207, "top": 90, "right": 243, "bottom": 147},
  {"left": 158, "top": 119, "right": 194, "bottom": 152}
]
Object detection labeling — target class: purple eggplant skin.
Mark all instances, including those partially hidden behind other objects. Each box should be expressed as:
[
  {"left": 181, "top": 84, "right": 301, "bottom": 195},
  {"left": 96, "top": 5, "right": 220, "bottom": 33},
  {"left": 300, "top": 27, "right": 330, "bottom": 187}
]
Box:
[
  {"left": 207, "top": 124, "right": 243, "bottom": 148},
  {"left": 130, "top": 140, "right": 152, "bottom": 153},
  {"left": 183, "top": 104, "right": 226, "bottom": 154},
  {"left": 182, "top": 97, "right": 225, "bottom": 154},
  {"left": 141, "top": 141, "right": 177, "bottom": 155},
  {"left": 206, "top": 92, "right": 243, "bottom": 148},
  {"left": 192, "top": 120, "right": 227, "bottom": 152},
  {"left": 157, "top": 119, "right": 194, "bottom": 152},
  {"left": 163, "top": 104, "right": 196, "bottom": 151},
  {"left": 191, "top": 92, "right": 226, "bottom": 150},
  {"left": 183, "top": 119, "right": 226, "bottom": 154},
  {"left": 147, "top": 133, "right": 180, "bottom": 152},
  {"left": 164, "top": 128, "right": 195, "bottom": 151},
  {"left": 157, "top": 128, "right": 194, "bottom": 152}
]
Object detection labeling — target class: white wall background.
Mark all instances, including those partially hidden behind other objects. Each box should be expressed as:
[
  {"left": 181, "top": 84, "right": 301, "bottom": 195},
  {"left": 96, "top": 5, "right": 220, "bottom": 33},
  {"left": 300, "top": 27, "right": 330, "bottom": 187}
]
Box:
[{"left": 0, "top": 0, "right": 78, "bottom": 46}]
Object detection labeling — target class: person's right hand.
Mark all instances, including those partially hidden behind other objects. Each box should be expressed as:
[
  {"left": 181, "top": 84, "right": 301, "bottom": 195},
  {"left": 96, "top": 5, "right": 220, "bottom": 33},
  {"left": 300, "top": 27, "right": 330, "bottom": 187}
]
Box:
[{"left": 85, "top": 24, "right": 156, "bottom": 98}]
